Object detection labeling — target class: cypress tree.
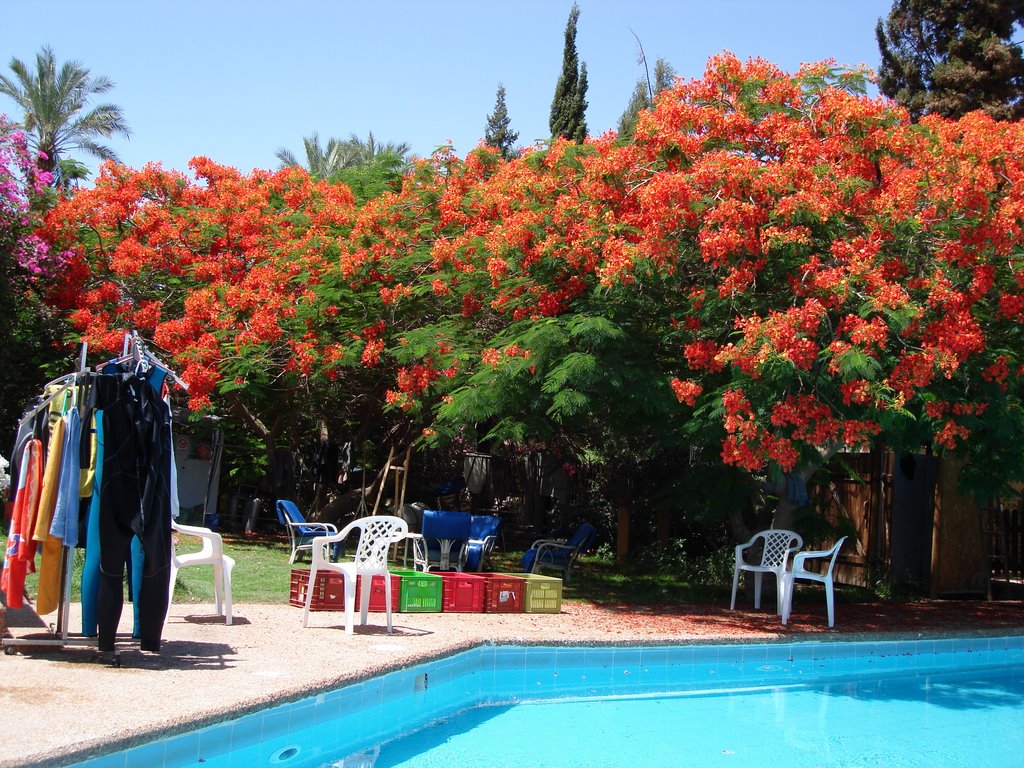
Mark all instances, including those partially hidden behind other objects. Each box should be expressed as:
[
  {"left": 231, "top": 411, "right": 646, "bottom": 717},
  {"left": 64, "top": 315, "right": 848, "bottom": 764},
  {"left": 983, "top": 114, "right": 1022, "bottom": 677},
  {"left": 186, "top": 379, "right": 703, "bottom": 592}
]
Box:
[
  {"left": 549, "top": 3, "right": 589, "bottom": 141},
  {"left": 618, "top": 58, "right": 675, "bottom": 139},
  {"left": 484, "top": 84, "right": 519, "bottom": 160},
  {"left": 876, "top": 0, "right": 1024, "bottom": 120}
]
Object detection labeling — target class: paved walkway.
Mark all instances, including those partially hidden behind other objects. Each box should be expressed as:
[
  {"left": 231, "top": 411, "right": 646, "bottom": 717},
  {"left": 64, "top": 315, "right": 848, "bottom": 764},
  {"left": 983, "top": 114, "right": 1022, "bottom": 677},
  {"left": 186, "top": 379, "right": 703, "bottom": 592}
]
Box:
[{"left": 3, "top": 597, "right": 1023, "bottom": 768}]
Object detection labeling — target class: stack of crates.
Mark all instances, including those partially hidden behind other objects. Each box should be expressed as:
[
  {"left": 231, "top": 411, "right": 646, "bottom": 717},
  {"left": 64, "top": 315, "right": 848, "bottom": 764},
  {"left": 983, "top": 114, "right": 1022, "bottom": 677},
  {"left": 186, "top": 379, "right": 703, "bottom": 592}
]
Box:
[
  {"left": 290, "top": 568, "right": 444, "bottom": 613},
  {"left": 290, "top": 568, "right": 561, "bottom": 613}
]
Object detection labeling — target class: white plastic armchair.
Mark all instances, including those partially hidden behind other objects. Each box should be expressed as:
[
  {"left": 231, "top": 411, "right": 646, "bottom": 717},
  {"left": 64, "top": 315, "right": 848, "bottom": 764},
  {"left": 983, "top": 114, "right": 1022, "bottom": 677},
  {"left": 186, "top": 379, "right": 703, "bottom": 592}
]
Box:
[
  {"left": 168, "top": 519, "right": 235, "bottom": 625},
  {"left": 730, "top": 529, "right": 803, "bottom": 614},
  {"left": 782, "top": 536, "right": 847, "bottom": 627},
  {"left": 301, "top": 515, "right": 408, "bottom": 636}
]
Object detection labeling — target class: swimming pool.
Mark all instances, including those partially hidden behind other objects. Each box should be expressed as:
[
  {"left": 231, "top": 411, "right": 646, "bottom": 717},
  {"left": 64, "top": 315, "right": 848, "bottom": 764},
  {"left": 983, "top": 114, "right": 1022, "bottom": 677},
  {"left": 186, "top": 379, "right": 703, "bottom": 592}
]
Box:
[{"left": 72, "top": 635, "right": 1024, "bottom": 768}]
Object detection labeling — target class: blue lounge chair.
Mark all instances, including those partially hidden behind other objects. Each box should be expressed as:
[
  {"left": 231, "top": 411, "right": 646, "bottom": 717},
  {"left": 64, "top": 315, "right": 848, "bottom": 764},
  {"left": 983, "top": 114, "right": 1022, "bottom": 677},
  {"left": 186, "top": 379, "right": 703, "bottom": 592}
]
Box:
[
  {"left": 462, "top": 514, "right": 502, "bottom": 571},
  {"left": 521, "top": 522, "right": 597, "bottom": 582},
  {"left": 275, "top": 499, "right": 340, "bottom": 563}
]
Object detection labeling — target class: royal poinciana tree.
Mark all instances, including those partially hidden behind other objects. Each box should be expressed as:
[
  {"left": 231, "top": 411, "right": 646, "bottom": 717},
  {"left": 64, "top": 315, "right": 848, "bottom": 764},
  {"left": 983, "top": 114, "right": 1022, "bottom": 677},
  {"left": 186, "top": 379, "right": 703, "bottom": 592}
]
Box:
[
  {"left": 40, "top": 158, "right": 418, "bottom": 474},
  {"left": 44, "top": 54, "right": 1024, "bottom": 536},
  {"left": 342, "top": 54, "right": 1024, "bottom": 534}
]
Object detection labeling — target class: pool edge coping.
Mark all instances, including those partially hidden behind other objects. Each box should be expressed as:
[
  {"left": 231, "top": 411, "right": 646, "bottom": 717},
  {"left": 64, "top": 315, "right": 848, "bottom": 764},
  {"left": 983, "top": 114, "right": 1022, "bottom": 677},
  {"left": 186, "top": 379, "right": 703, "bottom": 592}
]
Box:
[{"left": 39, "top": 625, "right": 1024, "bottom": 768}]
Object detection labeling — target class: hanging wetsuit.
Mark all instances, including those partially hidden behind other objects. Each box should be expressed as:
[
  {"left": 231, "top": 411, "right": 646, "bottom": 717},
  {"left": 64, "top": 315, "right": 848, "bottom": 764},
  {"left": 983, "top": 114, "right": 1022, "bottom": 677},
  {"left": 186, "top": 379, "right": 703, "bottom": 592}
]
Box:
[{"left": 92, "top": 368, "right": 173, "bottom": 653}]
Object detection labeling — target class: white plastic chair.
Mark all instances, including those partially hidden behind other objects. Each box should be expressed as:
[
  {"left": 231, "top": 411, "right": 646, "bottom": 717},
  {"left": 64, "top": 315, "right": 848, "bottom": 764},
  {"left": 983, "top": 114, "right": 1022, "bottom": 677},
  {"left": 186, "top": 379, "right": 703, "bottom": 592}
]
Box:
[
  {"left": 168, "top": 519, "right": 235, "bottom": 625},
  {"left": 730, "top": 529, "right": 803, "bottom": 614},
  {"left": 781, "top": 536, "right": 847, "bottom": 627},
  {"left": 302, "top": 515, "right": 408, "bottom": 636}
]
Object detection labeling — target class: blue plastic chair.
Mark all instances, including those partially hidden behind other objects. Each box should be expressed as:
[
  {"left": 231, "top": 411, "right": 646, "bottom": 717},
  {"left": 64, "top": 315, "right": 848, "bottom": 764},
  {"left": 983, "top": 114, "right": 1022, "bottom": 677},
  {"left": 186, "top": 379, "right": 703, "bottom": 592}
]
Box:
[
  {"left": 521, "top": 522, "right": 597, "bottom": 582},
  {"left": 463, "top": 515, "right": 503, "bottom": 571},
  {"left": 275, "top": 499, "right": 340, "bottom": 563},
  {"left": 410, "top": 510, "right": 472, "bottom": 571}
]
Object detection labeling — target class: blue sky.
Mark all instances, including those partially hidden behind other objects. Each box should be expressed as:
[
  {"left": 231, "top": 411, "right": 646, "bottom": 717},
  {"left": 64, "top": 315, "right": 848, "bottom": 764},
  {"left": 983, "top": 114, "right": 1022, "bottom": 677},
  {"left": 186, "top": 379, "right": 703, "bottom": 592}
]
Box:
[{"left": 1, "top": 0, "right": 894, "bottom": 178}]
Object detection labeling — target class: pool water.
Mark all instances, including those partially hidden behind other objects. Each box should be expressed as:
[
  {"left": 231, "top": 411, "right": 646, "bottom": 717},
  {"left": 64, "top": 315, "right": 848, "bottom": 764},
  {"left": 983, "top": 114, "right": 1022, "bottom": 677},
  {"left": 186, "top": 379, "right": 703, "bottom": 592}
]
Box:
[
  {"left": 73, "top": 636, "right": 1024, "bottom": 768},
  {"left": 373, "top": 666, "right": 1024, "bottom": 767}
]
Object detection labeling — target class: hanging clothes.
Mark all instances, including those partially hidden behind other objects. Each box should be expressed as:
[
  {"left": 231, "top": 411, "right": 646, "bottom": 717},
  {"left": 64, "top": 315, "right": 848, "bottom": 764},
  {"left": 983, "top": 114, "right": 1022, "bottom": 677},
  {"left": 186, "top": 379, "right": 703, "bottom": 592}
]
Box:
[
  {"left": 80, "top": 412, "right": 103, "bottom": 638},
  {"left": 49, "top": 407, "right": 82, "bottom": 547},
  {"left": 91, "top": 368, "right": 173, "bottom": 653},
  {"left": 2, "top": 438, "right": 43, "bottom": 609},
  {"left": 33, "top": 416, "right": 66, "bottom": 615}
]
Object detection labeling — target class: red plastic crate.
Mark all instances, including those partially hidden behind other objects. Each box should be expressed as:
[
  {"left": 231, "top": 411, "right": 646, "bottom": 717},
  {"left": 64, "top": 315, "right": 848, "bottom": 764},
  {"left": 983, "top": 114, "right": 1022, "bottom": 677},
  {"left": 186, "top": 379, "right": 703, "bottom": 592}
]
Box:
[
  {"left": 479, "top": 572, "right": 525, "bottom": 613},
  {"left": 437, "top": 571, "right": 486, "bottom": 612},
  {"left": 354, "top": 573, "right": 401, "bottom": 613},
  {"left": 289, "top": 568, "right": 345, "bottom": 611}
]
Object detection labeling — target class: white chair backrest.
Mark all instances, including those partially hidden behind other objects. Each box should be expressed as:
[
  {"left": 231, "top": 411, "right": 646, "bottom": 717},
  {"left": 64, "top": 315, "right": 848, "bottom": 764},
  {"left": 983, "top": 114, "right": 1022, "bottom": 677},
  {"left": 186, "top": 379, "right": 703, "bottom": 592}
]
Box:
[
  {"left": 757, "top": 529, "right": 803, "bottom": 568},
  {"left": 342, "top": 515, "right": 408, "bottom": 572}
]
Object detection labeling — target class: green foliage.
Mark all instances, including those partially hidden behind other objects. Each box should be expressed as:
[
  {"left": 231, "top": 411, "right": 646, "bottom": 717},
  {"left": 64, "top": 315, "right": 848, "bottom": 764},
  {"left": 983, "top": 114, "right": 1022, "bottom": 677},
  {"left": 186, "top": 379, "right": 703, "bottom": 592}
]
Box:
[
  {"left": 549, "top": 3, "right": 588, "bottom": 142},
  {"left": 277, "top": 131, "right": 412, "bottom": 184},
  {"left": 483, "top": 84, "right": 519, "bottom": 161},
  {"left": 331, "top": 151, "right": 406, "bottom": 204},
  {"left": 876, "top": 0, "right": 1024, "bottom": 120}
]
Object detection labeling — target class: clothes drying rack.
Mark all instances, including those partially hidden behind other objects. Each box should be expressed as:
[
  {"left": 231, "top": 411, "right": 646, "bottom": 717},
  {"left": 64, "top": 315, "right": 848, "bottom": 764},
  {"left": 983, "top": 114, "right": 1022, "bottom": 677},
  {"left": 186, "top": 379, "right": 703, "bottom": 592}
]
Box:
[{"left": 2, "top": 334, "right": 186, "bottom": 664}]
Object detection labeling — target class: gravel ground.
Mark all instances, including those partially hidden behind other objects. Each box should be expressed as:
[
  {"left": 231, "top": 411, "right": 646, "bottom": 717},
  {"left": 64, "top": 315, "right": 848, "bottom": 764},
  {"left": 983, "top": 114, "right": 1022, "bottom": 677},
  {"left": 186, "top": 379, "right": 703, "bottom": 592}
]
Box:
[{"left": 3, "top": 596, "right": 1023, "bottom": 768}]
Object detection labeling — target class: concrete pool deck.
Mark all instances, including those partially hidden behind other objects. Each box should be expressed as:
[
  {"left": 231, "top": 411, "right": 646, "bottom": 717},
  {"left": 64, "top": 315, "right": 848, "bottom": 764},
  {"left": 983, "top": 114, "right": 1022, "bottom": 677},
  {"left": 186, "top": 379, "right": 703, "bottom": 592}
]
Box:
[{"left": 3, "top": 597, "right": 1024, "bottom": 768}]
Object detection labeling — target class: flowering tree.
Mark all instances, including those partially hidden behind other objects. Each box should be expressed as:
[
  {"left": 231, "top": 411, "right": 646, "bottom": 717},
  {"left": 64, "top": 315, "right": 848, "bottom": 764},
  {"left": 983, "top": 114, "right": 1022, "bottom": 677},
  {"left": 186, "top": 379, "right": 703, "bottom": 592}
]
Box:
[
  {"left": 42, "top": 158, "right": 395, "bottom": 475},
  {"left": 339, "top": 55, "right": 1024, "bottom": 532},
  {"left": 0, "top": 116, "right": 66, "bottom": 442},
  {"left": 45, "top": 55, "right": 1024, "bottom": 535}
]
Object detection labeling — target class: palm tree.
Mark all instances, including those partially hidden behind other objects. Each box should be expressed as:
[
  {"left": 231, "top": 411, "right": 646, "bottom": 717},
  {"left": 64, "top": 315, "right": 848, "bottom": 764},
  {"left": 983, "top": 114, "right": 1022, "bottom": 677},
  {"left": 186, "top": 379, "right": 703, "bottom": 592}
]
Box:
[
  {"left": 342, "top": 131, "right": 412, "bottom": 168},
  {"left": 277, "top": 131, "right": 413, "bottom": 179},
  {"left": 275, "top": 132, "right": 351, "bottom": 178},
  {"left": 0, "top": 45, "right": 131, "bottom": 181}
]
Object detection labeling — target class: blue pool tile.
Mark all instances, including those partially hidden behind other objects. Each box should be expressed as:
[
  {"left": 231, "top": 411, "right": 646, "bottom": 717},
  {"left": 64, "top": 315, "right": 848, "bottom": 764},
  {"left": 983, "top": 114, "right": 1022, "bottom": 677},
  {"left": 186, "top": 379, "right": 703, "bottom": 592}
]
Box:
[
  {"left": 196, "top": 722, "right": 235, "bottom": 764},
  {"left": 583, "top": 646, "right": 616, "bottom": 670},
  {"left": 259, "top": 705, "right": 292, "bottom": 743},
  {"left": 162, "top": 731, "right": 200, "bottom": 768},
  {"left": 75, "top": 752, "right": 126, "bottom": 768},
  {"left": 124, "top": 739, "right": 165, "bottom": 768}
]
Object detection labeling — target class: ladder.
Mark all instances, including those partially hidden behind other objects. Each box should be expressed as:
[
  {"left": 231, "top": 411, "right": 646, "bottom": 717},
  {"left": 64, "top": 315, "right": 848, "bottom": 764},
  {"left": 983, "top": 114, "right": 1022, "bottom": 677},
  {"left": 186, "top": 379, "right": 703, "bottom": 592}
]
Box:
[{"left": 371, "top": 444, "right": 412, "bottom": 516}]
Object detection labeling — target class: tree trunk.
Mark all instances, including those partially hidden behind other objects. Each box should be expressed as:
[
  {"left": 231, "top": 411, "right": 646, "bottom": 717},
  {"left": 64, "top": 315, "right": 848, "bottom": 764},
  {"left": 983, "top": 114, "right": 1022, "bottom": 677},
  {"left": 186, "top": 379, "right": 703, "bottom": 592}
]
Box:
[{"left": 616, "top": 502, "right": 630, "bottom": 565}]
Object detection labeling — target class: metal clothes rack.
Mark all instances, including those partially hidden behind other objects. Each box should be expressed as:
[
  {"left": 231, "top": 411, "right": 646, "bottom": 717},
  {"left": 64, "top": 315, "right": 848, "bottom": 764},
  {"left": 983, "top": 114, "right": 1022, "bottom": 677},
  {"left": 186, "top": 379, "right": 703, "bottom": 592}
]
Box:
[{"left": 3, "top": 344, "right": 97, "bottom": 658}]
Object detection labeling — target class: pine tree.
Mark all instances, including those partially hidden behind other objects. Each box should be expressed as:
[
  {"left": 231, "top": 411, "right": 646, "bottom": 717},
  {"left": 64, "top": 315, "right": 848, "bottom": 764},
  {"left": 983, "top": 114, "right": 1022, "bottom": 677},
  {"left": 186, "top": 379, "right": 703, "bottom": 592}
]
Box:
[
  {"left": 484, "top": 84, "right": 519, "bottom": 160},
  {"left": 618, "top": 58, "right": 675, "bottom": 139},
  {"left": 876, "top": 0, "right": 1024, "bottom": 120},
  {"left": 549, "top": 3, "right": 589, "bottom": 142}
]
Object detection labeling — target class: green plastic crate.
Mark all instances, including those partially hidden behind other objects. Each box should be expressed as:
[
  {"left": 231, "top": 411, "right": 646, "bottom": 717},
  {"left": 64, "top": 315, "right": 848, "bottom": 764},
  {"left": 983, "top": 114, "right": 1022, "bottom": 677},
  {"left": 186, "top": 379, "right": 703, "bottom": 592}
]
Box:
[
  {"left": 392, "top": 569, "right": 443, "bottom": 612},
  {"left": 507, "top": 572, "right": 563, "bottom": 613}
]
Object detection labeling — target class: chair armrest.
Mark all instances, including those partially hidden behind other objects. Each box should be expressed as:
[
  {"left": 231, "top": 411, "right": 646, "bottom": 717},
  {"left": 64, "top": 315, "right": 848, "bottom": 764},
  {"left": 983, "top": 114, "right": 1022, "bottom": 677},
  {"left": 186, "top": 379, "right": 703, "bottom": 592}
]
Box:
[
  {"left": 172, "top": 520, "right": 221, "bottom": 540},
  {"left": 534, "top": 541, "right": 576, "bottom": 557},
  {"left": 288, "top": 521, "right": 338, "bottom": 535},
  {"left": 309, "top": 526, "right": 349, "bottom": 545},
  {"left": 791, "top": 547, "right": 835, "bottom": 572},
  {"left": 528, "top": 538, "right": 567, "bottom": 549}
]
